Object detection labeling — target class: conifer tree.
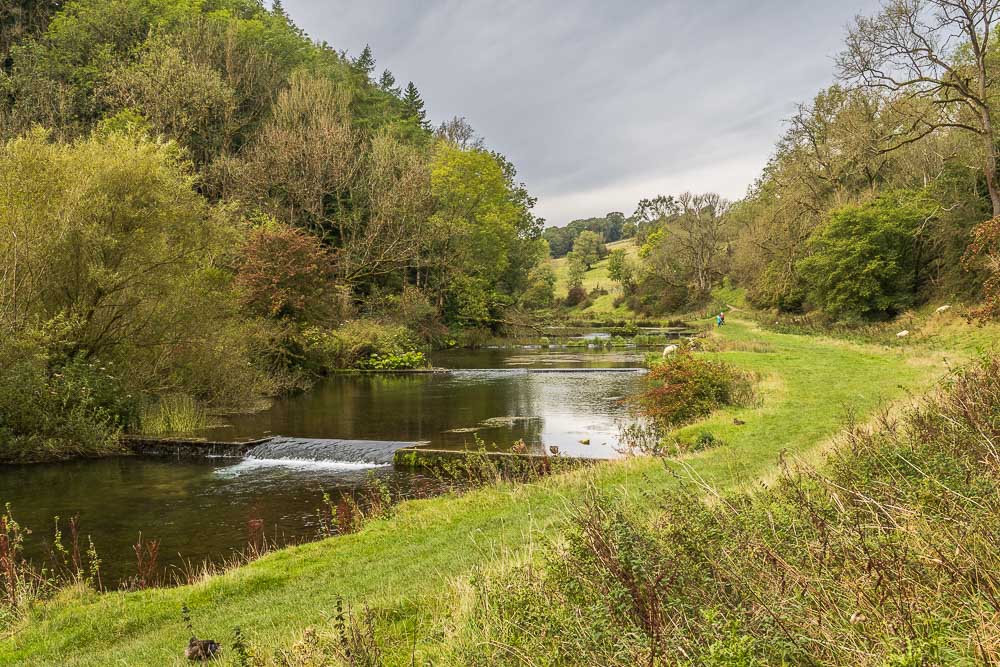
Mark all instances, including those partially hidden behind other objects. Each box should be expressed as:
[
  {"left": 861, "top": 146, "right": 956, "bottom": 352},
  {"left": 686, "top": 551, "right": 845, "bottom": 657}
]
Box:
[
  {"left": 402, "top": 81, "right": 429, "bottom": 129},
  {"left": 379, "top": 69, "right": 400, "bottom": 96},
  {"left": 353, "top": 44, "right": 375, "bottom": 79}
]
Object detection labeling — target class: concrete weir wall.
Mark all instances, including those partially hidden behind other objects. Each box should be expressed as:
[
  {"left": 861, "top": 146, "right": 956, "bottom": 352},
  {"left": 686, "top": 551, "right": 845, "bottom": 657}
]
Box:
[
  {"left": 121, "top": 435, "right": 267, "bottom": 459},
  {"left": 120, "top": 436, "right": 608, "bottom": 468}
]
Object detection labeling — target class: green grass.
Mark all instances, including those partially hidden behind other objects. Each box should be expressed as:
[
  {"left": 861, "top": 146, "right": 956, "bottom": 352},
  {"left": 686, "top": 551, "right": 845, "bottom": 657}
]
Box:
[
  {"left": 137, "top": 394, "right": 210, "bottom": 436},
  {"left": 551, "top": 238, "right": 639, "bottom": 317},
  {"left": 0, "top": 318, "right": 975, "bottom": 665}
]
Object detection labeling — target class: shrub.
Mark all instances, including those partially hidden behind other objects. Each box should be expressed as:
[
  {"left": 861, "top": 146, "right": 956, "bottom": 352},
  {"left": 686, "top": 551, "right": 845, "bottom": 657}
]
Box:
[
  {"left": 235, "top": 219, "right": 338, "bottom": 323},
  {"left": 609, "top": 322, "right": 639, "bottom": 337},
  {"left": 380, "top": 286, "right": 442, "bottom": 340},
  {"left": 355, "top": 351, "right": 428, "bottom": 370},
  {"left": 0, "top": 334, "right": 132, "bottom": 462},
  {"left": 565, "top": 285, "right": 588, "bottom": 307},
  {"left": 632, "top": 352, "right": 755, "bottom": 429},
  {"left": 292, "top": 320, "right": 425, "bottom": 373},
  {"left": 963, "top": 215, "right": 1000, "bottom": 321},
  {"left": 796, "top": 192, "right": 934, "bottom": 320},
  {"left": 520, "top": 263, "right": 557, "bottom": 310},
  {"left": 625, "top": 276, "right": 689, "bottom": 316}
]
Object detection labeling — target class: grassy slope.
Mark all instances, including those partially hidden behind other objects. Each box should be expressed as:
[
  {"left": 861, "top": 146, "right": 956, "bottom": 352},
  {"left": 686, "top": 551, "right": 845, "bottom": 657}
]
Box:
[
  {"left": 551, "top": 238, "right": 640, "bottom": 317},
  {"left": 1, "top": 318, "right": 986, "bottom": 666}
]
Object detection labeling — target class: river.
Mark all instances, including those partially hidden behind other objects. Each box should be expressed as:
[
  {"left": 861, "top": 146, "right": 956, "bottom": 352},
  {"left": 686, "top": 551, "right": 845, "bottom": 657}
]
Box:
[{"left": 0, "top": 346, "right": 645, "bottom": 586}]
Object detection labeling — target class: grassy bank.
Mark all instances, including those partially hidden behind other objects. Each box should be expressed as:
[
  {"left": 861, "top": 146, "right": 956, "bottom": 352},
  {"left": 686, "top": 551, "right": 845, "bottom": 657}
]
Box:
[
  {"left": 551, "top": 238, "right": 640, "bottom": 317},
  {"left": 0, "top": 318, "right": 984, "bottom": 665}
]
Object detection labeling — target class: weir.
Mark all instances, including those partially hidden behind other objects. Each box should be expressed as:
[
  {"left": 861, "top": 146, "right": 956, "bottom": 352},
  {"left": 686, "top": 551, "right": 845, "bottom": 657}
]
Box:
[
  {"left": 447, "top": 368, "right": 646, "bottom": 375},
  {"left": 245, "top": 437, "right": 424, "bottom": 465}
]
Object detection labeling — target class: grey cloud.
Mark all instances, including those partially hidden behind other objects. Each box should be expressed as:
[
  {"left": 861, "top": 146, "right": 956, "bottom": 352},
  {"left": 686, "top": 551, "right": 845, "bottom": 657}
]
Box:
[{"left": 278, "top": 0, "right": 881, "bottom": 223}]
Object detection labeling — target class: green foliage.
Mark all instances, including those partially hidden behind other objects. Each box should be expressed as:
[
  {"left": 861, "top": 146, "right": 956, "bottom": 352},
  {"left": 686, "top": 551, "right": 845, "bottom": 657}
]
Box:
[
  {"left": 0, "top": 333, "right": 129, "bottom": 463},
  {"left": 137, "top": 394, "right": 209, "bottom": 436},
  {"left": 566, "top": 254, "right": 587, "bottom": 289},
  {"left": 401, "top": 81, "right": 428, "bottom": 129},
  {"left": 294, "top": 320, "right": 424, "bottom": 373},
  {"left": 542, "top": 211, "right": 630, "bottom": 258},
  {"left": 569, "top": 229, "right": 605, "bottom": 269},
  {"left": 0, "top": 128, "right": 235, "bottom": 358},
  {"left": 608, "top": 322, "right": 639, "bottom": 336},
  {"left": 459, "top": 353, "right": 1000, "bottom": 665},
  {"left": 101, "top": 35, "right": 237, "bottom": 165},
  {"left": 797, "top": 192, "right": 934, "bottom": 320},
  {"left": 606, "top": 248, "right": 636, "bottom": 291},
  {"left": 633, "top": 352, "right": 755, "bottom": 429},
  {"left": 519, "top": 263, "right": 556, "bottom": 310},
  {"left": 355, "top": 351, "right": 428, "bottom": 370},
  {"left": 429, "top": 143, "right": 545, "bottom": 326}
]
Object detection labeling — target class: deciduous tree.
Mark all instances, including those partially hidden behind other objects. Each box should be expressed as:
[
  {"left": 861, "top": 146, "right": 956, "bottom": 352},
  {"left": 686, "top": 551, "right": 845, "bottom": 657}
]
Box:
[{"left": 838, "top": 0, "right": 1000, "bottom": 214}]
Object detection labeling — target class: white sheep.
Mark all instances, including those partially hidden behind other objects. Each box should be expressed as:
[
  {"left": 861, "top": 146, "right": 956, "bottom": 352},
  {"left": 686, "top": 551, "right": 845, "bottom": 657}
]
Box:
[
  {"left": 662, "top": 344, "right": 679, "bottom": 357},
  {"left": 935, "top": 304, "right": 951, "bottom": 314},
  {"left": 896, "top": 330, "right": 909, "bottom": 338}
]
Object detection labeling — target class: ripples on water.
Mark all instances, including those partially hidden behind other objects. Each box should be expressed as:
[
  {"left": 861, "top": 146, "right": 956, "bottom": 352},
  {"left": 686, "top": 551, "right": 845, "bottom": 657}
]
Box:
[{"left": 0, "top": 347, "right": 646, "bottom": 585}]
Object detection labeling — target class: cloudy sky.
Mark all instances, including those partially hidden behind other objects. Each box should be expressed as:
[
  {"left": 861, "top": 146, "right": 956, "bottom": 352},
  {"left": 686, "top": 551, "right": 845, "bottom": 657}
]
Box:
[{"left": 276, "top": 0, "right": 881, "bottom": 226}]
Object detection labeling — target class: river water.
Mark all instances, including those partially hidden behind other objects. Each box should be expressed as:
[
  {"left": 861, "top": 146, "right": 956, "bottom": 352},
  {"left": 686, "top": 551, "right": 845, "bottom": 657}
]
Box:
[{"left": 0, "top": 346, "right": 645, "bottom": 586}]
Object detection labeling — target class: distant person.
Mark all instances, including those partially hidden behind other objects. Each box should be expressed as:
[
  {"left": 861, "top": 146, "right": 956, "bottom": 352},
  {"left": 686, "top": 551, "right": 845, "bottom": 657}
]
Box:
[{"left": 716, "top": 312, "right": 723, "bottom": 327}]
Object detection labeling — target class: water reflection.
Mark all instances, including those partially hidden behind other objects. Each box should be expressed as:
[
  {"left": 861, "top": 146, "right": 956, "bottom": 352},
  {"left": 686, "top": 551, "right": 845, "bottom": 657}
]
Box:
[
  {"left": 0, "top": 347, "right": 645, "bottom": 585},
  {"left": 213, "top": 348, "right": 645, "bottom": 458}
]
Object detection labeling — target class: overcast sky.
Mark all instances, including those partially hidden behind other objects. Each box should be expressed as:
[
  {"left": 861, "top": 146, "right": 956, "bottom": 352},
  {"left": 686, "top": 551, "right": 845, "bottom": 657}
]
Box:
[{"left": 276, "top": 0, "right": 881, "bottom": 226}]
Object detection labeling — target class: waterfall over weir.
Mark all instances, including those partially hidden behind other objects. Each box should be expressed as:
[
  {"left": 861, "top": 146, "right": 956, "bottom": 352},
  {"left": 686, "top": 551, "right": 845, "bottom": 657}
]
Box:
[{"left": 246, "top": 437, "right": 421, "bottom": 466}]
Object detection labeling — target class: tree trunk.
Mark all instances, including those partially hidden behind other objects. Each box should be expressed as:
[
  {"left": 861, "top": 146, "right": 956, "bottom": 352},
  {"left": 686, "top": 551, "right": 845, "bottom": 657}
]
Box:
[{"left": 981, "top": 109, "right": 1000, "bottom": 216}]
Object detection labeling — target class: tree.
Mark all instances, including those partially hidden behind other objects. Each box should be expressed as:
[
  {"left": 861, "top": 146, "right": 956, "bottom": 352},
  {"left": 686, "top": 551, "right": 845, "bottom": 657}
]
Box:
[
  {"left": 603, "top": 211, "right": 626, "bottom": 242},
  {"left": 838, "top": 0, "right": 1000, "bottom": 215},
  {"left": 436, "top": 116, "right": 485, "bottom": 150},
  {"left": 428, "top": 143, "right": 542, "bottom": 324},
  {"left": 542, "top": 226, "right": 575, "bottom": 257},
  {"left": 216, "top": 73, "right": 432, "bottom": 288},
  {"left": 520, "top": 263, "right": 556, "bottom": 310},
  {"left": 566, "top": 254, "right": 587, "bottom": 290},
  {"left": 235, "top": 219, "right": 336, "bottom": 323},
  {"left": 101, "top": 37, "right": 237, "bottom": 166},
  {"left": 571, "top": 230, "right": 605, "bottom": 270},
  {"left": 378, "top": 69, "right": 400, "bottom": 96},
  {"left": 640, "top": 192, "right": 730, "bottom": 295},
  {"left": 353, "top": 44, "right": 375, "bottom": 79},
  {"left": 797, "top": 192, "right": 935, "bottom": 319},
  {"left": 0, "top": 127, "right": 238, "bottom": 360},
  {"left": 634, "top": 195, "right": 679, "bottom": 223},
  {"left": 1, "top": 0, "right": 62, "bottom": 68},
  {"left": 402, "top": 81, "right": 429, "bottom": 129},
  {"left": 607, "top": 248, "right": 636, "bottom": 293}
]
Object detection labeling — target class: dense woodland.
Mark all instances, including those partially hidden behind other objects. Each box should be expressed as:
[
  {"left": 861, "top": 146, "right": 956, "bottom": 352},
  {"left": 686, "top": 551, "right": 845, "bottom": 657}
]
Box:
[
  {"left": 0, "top": 0, "right": 547, "bottom": 460},
  {"left": 2, "top": 0, "right": 1000, "bottom": 462}
]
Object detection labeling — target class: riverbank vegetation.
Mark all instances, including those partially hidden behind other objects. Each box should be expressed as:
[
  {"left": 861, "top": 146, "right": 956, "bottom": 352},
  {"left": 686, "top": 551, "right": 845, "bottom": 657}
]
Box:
[
  {"left": 5, "top": 0, "right": 1000, "bottom": 663},
  {"left": 0, "top": 0, "right": 546, "bottom": 461},
  {"left": 454, "top": 352, "right": 1000, "bottom": 666},
  {"left": 4, "top": 317, "right": 987, "bottom": 664},
  {"left": 542, "top": 1, "right": 1000, "bottom": 326}
]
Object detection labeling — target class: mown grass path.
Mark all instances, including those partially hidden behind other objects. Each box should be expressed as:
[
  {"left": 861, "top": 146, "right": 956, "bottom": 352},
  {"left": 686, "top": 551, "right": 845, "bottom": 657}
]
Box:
[{"left": 0, "top": 320, "right": 967, "bottom": 665}]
